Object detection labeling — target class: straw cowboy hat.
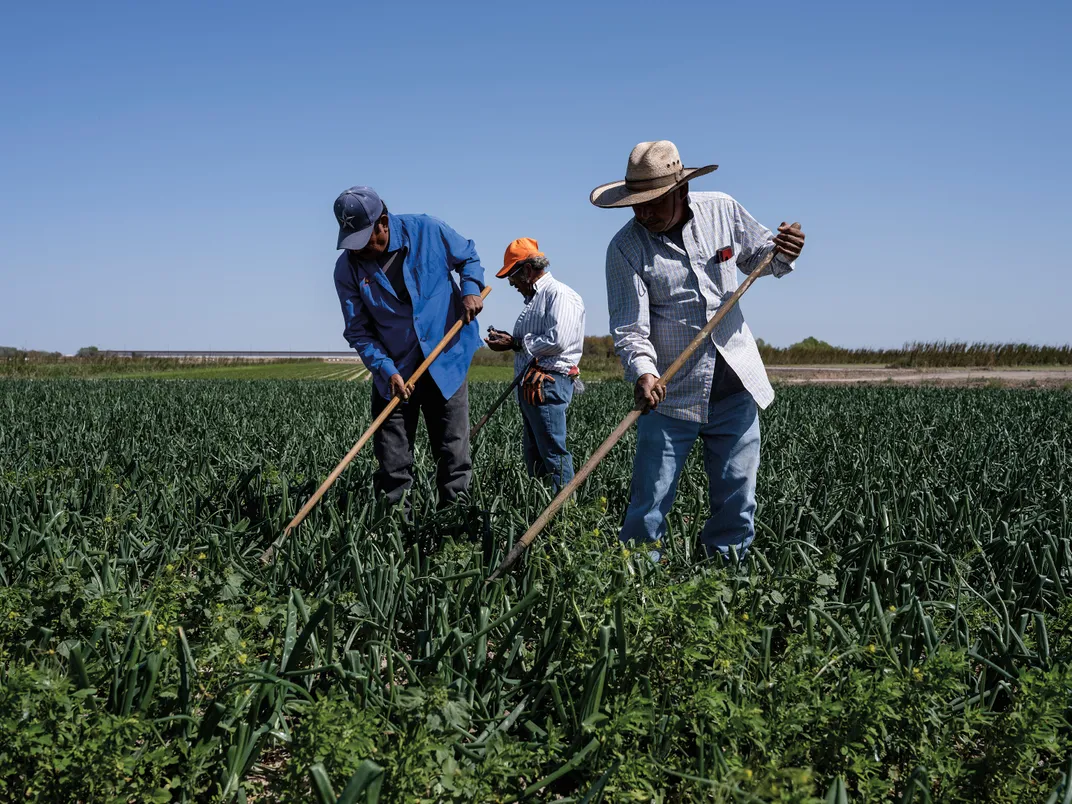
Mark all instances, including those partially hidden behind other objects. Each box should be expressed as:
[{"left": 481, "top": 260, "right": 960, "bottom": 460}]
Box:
[{"left": 590, "top": 140, "right": 717, "bottom": 208}]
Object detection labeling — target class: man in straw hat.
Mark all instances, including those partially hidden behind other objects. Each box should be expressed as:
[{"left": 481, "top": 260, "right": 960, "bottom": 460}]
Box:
[
  {"left": 332, "top": 186, "right": 487, "bottom": 511},
  {"left": 486, "top": 238, "right": 585, "bottom": 491},
  {"left": 591, "top": 141, "right": 805, "bottom": 562}
]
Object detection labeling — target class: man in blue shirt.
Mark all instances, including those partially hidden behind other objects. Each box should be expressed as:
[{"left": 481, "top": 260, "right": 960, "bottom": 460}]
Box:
[{"left": 333, "top": 186, "right": 486, "bottom": 509}]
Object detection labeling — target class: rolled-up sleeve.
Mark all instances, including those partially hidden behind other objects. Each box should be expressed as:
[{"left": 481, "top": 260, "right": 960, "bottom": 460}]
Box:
[
  {"left": 334, "top": 264, "right": 399, "bottom": 383},
  {"left": 438, "top": 220, "right": 486, "bottom": 298},
  {"left": 733, "top": 199, "right": 795, "bottom": 279},
  {"left": 606, "top": 240, "right": 659, "bottom": 382}
]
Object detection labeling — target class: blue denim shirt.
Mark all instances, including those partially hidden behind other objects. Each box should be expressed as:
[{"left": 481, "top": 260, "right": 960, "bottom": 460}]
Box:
[{"left": 334, "top": 212, "right": 486, "bottom": 400}]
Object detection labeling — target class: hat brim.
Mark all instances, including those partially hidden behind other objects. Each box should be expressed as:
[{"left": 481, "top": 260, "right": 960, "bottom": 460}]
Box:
[
  {"left": 589, "top": 164, "right": 718, "bottom": 209},
  {"left": 337, "top": 224, "right": 374, "bottom": 251},
  {"left": 496, "top": 250, "right": 544, "bottom": 279}
]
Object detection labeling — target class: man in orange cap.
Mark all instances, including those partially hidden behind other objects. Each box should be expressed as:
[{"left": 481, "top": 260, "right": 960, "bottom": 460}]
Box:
[{"left": 485, "top": 239, "right": 586, "bottom": 491}]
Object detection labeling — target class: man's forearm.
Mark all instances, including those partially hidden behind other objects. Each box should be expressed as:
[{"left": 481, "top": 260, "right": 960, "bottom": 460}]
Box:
[
  {"left": 623, "top": 352, "right": 660, "bottom": 384},
  {"left": 742, "top": 240, "right": 794, "bottom": 279},
  {"left": 460, "top": 271, "right": 484, "bottom": 298},
  {"left": 611, "top": 330, "right": 659, "bottom": 383},
  {"left": 523, "top": 331, "right": 563, "bottom": 357},
  {"left": 351, "top": 338, "right": 399, "bottom": 384}
]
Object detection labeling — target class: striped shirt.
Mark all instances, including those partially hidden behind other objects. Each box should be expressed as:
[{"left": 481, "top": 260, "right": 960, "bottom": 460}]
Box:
[
  {"left": 606, "top": 192, "right": 795, "bottom": 423},
  {"left": 511, "top": 271, "right": 585, "bottom": 377}
]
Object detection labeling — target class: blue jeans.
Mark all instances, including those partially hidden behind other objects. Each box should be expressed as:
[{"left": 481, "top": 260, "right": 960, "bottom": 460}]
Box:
[
  {"left": 519, "top": 375, "right": 575, "bottom": 492},
  {"left": 620, "top": 389, "right": 760, "bottom": 559}
]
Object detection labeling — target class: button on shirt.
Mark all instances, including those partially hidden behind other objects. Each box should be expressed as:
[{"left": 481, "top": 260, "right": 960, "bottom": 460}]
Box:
[
  {"left": 334, "top": 213, "right": 486, "bottom": 400},
  {"left": 511, "top": 272, "right": 585, "bottom": 377},
  {"left": 606, "top": 192, "right": 795, "bottom": 423}
]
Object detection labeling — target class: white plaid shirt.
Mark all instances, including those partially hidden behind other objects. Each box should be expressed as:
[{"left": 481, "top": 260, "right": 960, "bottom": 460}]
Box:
[
  {"left": 606, "top": 192, "right": 795, "bottom": 423},
  {"left": 511, "top": 271, "right": 585, "bottom": 377}
]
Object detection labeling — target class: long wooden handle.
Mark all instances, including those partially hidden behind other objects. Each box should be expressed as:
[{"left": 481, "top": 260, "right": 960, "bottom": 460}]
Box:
[
  {"left": 469, "top": 359, "right": 533, "bottom": 441},
  {"left": 487, "top": 252, "right": 776, "bottom": 581},
  {"left": 260, "top": 284, "right": 492, "bottom": 564}
]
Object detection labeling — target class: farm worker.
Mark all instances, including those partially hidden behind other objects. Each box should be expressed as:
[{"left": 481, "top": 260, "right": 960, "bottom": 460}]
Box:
[
  {"left": 485, "top": 238, "right": 586, "bottom": 491},
  {"left": 332, "top": 186, "right": 486, "bottom": 510},
  {"left": 591, "top": 141, "right": 805, "bottom": 561}
]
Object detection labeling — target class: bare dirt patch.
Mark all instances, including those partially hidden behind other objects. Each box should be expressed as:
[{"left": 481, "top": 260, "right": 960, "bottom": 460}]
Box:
[{"left": 768, "top": 365, "right": 1072, "bottom": 390}]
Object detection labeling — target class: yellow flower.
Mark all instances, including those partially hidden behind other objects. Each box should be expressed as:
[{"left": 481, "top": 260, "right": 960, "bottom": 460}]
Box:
[
  {"left": 744, "top": 769, "right": 753, "bottom": 781},
  {"left": 113, "top": 484, "right": 120, "bottom": 489},
  {"left": 599, "top": 496, "right": 607, "bottom": 506},
  {"left": 104, "top": 516, "right": 113, "bottom": 524},
  {"left": 8, "top": 611, "right": 18, "bottom": 620},
  {"left": 887, "top": 605, "right": 896, "bottom": 613},
  {"left": 867, "top": 644, "right": 877, "bottom": 654},
  {"left": 197, "top": 553, "right": 207, "bottom": 560},
  {"left": 165, "top": 564, "right": 175, "bottom": 573},
  {"left": 592, "top": 528, "right": 600, "bottom": 537},
  {"left": 142, "top": 610, "right": 152, "bottom": 618},
  {"left": 238, "top": 653, "right": 248, "bottom": 664},
  {"left": 912, "top": 667, "right": 923, "bottom": 681},
  {"left": 831, "top": 654, "right": 839, "bottom": 663},
  {"left": 741, "top": 613, "right": 749, "bottom": 622},
  {"left": 216, "top": 615, "right": 224, "bottom": 622},
  {"left": 156, "top": 624, "right": 165, "bottom": 631},
  {"left": 240, "top": 640, "right": 247, "bottom": 648},
  {"left": 621, "top": 548, "right": 631, "bottom": 558},
  {"left": 160, "top": 638, "right": 168, "bottom": 647},
  {"left": 253, "top": 606, "right": 263, "bottom": 614}
]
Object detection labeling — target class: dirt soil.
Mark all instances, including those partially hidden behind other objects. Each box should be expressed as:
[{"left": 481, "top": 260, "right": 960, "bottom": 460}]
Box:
[{"left": 768, "top": 366, "right": 1072, "bottom": 389}]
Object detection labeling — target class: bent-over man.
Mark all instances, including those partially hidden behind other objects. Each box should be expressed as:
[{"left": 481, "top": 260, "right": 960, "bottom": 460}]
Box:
[
  {"left": 332, "top": 186, "right": 487, "bottom": 510},
  {"left": 591, "top": 141, "right": 805, "bottom": 561},
  {"left": 485, "top": 238, "right": 585, "bottom": 491}
]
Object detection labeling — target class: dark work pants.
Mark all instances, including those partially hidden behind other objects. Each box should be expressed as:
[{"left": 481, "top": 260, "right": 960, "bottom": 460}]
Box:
[{"left": 371, "top": 375, "right": 471, "bottom": 509}]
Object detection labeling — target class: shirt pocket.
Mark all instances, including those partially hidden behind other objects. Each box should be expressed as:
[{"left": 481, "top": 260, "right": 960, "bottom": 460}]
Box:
[
  {"left": 419, "top": 263, "right": 455, "bottom": 302},
  {"left": 404, "top": 243, "right": 446, "bottom": 300},
  {"left": 703, "top": 245, "right": 737, "bottom": 295},
  {"left": 642, "top": 258, "right": 696, "bottom": 307}
]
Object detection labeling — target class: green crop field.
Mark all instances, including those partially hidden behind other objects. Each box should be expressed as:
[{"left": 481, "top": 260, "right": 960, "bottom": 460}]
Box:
[{"left": 1, "top": 380, "right": 1070, "bottom": 802}]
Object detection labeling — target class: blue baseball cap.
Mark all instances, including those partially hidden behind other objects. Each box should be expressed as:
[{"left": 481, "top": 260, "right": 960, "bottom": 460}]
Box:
[{"left": 334, "top": 186, "right": 385, "bottom": 250}]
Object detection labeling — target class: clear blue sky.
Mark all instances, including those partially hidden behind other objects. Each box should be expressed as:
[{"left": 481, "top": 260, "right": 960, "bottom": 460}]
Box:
[{"left": 1, "top": 0, "right": 1069, "bottom": 353}]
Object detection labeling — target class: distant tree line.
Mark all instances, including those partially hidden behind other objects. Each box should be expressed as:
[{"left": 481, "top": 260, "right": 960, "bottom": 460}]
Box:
[
  {"left": 756, "top": 339, "right": 1072, "bottom": 368},
  {"left": 474, "top": 337, "right": 1072, "bottom": 370},
  {"left": 4, "top": 340, "right": 1071, "bottom": 375},
  {"left": 0, "top": 346, "right": 63, "bottom": 360},
  {"left": 0, "top": 346, "right": 101, "bottom": 361}
]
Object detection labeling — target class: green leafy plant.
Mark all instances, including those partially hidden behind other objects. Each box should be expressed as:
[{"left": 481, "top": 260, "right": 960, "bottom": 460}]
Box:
[{"left": 1, "top": 380, "right": 1070, "bottom": 801}]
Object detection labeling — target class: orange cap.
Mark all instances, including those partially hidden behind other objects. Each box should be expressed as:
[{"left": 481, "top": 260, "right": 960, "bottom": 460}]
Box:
[{"left": 497, "top": 237, "right": 544, "bottom": 278}]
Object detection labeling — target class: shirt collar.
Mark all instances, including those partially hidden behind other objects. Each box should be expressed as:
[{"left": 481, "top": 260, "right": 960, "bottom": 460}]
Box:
[
  {"left": 631, "top": 194, "right": 696, "bottom": 244},
  {"left": 386, "top": 212, "right": 406, "bottom": 252},
  {"left": 347, "top": 212, "right": 408, "bottom": 278},
  {"left": 532, "top": 270, "right": 553, "bottom": 293}
]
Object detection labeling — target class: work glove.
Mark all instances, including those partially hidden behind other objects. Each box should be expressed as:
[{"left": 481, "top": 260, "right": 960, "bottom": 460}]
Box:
[{"left": 522, "top": 364, "right": 556, "bottom": 405}]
